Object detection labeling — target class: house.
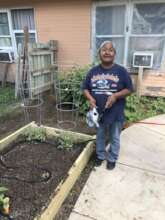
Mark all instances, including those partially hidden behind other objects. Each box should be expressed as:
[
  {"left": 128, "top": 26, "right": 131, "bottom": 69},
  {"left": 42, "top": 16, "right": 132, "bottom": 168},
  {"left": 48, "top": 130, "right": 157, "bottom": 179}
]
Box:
[{"left": 0, "top": 0, "right": 165, "bottom": 96}]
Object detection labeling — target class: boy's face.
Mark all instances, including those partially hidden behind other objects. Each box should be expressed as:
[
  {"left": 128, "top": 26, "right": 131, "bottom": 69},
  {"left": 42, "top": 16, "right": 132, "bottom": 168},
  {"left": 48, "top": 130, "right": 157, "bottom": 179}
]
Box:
[{"left": 99, "top": 43, "right": 116, "bottom": 64}]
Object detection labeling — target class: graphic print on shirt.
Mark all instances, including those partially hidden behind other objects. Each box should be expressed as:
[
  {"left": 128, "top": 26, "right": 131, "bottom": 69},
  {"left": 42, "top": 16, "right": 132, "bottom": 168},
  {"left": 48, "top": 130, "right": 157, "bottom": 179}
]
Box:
[{"left": 91, "top": 73, "right": 119, "bottom": 96}]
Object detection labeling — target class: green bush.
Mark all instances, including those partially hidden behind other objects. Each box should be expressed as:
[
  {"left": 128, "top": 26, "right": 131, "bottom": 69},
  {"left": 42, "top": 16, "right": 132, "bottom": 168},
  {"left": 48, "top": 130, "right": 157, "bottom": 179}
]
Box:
[
  {"left": 55, "top": 65, "right": 92, "bottom": 115},
  {"left": 125, "top": 94, "right": 165, "bottom": 122},
  {"left": 57, "top": 66, "right": 165, "bottom": 122}
]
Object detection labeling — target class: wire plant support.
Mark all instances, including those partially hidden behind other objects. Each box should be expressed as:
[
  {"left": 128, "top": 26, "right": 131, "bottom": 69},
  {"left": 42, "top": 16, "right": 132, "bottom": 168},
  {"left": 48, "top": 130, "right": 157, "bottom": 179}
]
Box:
[
  {"left": 16, "top": 26, "right": 44, "bottom": 126},
  {"left": 54, "top": 63, "right": 81, "bottom": 130}
]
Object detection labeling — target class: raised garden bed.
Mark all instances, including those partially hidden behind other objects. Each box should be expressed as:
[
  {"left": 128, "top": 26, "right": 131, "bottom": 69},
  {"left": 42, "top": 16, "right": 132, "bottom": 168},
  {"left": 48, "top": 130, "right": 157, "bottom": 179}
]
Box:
[{"left": 0, "top": 122, "right": 95, "bottom": 220}]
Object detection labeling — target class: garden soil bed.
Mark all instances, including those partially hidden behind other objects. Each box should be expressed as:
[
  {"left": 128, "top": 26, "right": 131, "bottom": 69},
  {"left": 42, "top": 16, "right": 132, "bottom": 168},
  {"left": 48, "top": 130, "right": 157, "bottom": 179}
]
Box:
[
  {"left": 0, "top": 139, "right": 85, "bottom": 220},
  {"left": 0, "top": 94, "right": 96, "bottom": 220}
]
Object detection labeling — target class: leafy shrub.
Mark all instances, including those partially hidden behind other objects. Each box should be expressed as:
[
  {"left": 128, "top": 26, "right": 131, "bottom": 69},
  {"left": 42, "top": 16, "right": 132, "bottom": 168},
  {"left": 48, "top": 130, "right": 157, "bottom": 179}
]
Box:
[
  {"left": 55, "top": 65, "right": 92, "bottom": 115},
  {"left": 125, "top": 94, "right": 165, "bottom": 122}
]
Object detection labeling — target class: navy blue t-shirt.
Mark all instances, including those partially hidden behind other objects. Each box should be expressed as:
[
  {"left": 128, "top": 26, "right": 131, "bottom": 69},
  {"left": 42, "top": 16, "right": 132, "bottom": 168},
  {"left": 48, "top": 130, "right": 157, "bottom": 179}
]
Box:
[{"left": 82, "top": 64, "right": 133, "bottom": 124}]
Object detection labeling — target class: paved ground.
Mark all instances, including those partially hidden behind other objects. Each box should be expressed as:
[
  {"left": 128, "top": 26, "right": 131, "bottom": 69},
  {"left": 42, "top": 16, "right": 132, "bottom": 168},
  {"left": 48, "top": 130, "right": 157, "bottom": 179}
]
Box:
[{"left": 68, "top": 114, "right": 165, "bottom": 220}]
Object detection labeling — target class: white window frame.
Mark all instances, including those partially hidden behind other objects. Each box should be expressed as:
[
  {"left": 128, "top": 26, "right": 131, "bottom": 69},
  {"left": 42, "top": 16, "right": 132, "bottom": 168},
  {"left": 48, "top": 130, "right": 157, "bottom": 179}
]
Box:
[
  {"left": 92, "top": 0, "right": 165, "bottom": 69},
  {"left": 92, "top": 0, "right": 128, "bottom": 66},
  {"left": 0, "top": 7, "right": 37, "bottom": 59},
  {"left": 0, "top": 9, "right": 14, "bottom": 50},
  {"left": 130, "top": 1, "right": 165, "bottom": 69}
]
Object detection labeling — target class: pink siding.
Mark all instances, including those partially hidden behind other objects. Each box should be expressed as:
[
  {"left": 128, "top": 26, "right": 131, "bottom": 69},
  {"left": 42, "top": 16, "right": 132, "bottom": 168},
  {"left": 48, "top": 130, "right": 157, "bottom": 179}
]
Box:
[{"left": 0, "top": 0, "right": 92, "bottom": 71}]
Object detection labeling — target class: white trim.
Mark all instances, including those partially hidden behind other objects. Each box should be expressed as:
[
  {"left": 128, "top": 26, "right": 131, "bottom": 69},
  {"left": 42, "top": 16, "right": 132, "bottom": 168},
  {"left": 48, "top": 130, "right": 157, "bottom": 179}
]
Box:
[
  {"left": 133, "top": 0, "right": 165, "bottom": 4},
  {"left": 0, "top": 35, "right": 11, "bottom": 38},
  {"left": 130, "top": 34, "right": 165, "bottom": 37},
  {"left": 95, "top": 0, "right": 127, "bottom": 7},
  {"left": 96, "top": 35, "right": 124, "bottom": 38},
  {"left": 13, "top": 30, "right": 36, "bottom": 33}
]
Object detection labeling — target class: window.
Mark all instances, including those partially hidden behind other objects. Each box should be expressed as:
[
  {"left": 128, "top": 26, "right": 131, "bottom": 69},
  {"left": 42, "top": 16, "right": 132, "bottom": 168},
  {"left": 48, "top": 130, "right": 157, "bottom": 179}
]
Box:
[
  {"left": 129, "top": 3, "right": 165, "bottom": 69},
  {"left": 94, "top": 1, "right": 165, "bottom": 69},
  {"left": 0, "top": 8, "right": 36, "bottom": 57},
  {"left": 0, "top": 12, "right": 12, "bottom": 48},
  {"left": 11, "top": 9, "right": 36, "bottom": 48},
  {"left": 95, "top": 5, "right": 126, "bottom": 64}
]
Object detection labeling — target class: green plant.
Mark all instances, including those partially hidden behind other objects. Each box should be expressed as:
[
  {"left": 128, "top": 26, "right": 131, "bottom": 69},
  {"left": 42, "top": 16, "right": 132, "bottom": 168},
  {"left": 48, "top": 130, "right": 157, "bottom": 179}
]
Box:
[
  {"left": 125, "top": 94, "right": 165, "bottom": 122},
  {"left": 24, "top": 127, "right": 47, "bottom": 142},
  {"left": 0, "top": 186, "right": 10, "bottom": 215},
  {"left": 0, "top": 86, "right": 20, "bottom": 120},
  {"left": 56, "top": 65, "right": 92, "bottom": 116},
  {"left": 57, "top": 134, "right": 74, "bottom": 151}
]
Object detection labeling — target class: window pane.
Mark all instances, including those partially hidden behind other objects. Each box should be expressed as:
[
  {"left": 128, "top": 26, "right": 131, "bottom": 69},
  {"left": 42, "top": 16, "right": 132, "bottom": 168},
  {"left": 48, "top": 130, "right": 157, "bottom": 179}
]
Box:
[
  {"left": 96, "top": 6, "right": 125, "bottom": 35},
  {"left": 15, "top": 33, "right": 36, "bottom": 48},
  {"left": 128, "top": 37, "right": 165, "bottom": 68},
  {"left": 96, "top": 37, "right": 125, "bottom": 64},
  {"left": 0, "top": 13, "right": 10, "bottom": 35},
  {"left": 132, "top": 3, "right": 165, "bottom": 34},
  {"left": 0, "top": 37, "right": 11, "bottom": 47},
  {"left": 11, "top": 9, "right": 35, "bottom": 30}
]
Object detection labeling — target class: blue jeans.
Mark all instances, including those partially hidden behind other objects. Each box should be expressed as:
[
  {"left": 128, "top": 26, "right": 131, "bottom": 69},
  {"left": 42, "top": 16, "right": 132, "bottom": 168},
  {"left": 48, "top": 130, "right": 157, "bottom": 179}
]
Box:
[{"left": 96, "top": 121, "right": 123, "bottom": 162}]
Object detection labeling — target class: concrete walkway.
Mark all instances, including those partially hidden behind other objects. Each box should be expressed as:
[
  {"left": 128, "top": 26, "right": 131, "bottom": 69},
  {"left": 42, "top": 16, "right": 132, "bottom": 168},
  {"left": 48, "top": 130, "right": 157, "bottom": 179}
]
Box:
[{"left": 68, "top": 114, "right": 165, "bottom": 220}]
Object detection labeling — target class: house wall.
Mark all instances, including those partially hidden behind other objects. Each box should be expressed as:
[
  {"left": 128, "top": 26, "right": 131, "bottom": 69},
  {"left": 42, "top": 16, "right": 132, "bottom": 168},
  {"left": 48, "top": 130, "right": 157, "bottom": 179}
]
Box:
[{"left": 0, "top": 0, "right": 92, "bottom": 82}]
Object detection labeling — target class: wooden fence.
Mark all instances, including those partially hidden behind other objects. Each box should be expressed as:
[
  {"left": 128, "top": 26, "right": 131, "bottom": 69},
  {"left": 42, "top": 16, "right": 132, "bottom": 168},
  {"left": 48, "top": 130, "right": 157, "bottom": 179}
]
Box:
[{"left": 15, "top": 40, "right": 57, "bottom": 97}]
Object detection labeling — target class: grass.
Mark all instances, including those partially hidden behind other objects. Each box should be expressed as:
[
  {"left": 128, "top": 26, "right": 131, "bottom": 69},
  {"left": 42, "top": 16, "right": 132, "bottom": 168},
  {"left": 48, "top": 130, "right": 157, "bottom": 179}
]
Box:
[{"left": 0, "top": 86, "right": 20, "bottom": 120}]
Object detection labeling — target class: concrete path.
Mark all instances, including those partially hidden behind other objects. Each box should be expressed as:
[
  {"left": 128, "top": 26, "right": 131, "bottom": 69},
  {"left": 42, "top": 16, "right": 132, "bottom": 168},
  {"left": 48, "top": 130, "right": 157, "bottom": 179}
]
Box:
[{"left": 68, "top": 114, "right": 165, "bottom": 220}]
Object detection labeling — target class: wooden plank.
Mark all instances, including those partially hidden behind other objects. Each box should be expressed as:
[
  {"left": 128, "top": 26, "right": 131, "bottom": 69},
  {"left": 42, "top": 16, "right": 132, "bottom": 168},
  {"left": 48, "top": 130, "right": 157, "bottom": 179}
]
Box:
[
  {"left": 29, "top": 51, "right": 53, "bottom": 56},
  {"left": 41, "top": 125, "right": 96, "bottom": 143},
  {"left": 136, "top": 67, "right": 144, "bottom": 97},
  {"left": 36, "top": 141, "right": 94, "bottom": 220},
  {"left": 140, "top": 86, "right": 165, "bottom": 97},
  {"left": 0, "top": 122, "right": 34, "bottom": 152}
]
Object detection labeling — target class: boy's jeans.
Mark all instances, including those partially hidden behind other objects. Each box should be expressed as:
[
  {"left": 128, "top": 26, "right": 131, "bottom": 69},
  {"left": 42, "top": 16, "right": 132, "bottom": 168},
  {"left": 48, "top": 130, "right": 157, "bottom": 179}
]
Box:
[{"left": 96, "top": 121, "right": 123, "bottom": 162}]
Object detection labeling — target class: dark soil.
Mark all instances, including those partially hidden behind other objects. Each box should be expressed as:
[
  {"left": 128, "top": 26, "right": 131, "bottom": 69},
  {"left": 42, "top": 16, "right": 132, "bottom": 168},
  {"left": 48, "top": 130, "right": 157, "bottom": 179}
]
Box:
[
  {"left": 0, "top": 93, "right": 96, "bottom": 220},
  {"left": 0, "top": 140, "right": 84, "bottom": 220}
]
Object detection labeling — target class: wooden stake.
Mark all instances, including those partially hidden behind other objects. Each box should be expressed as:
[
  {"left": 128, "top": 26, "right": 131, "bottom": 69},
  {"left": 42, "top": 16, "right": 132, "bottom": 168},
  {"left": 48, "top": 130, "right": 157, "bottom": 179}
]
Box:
[{"left": 136, "top": 67, "right": 144, "bottom": 98}]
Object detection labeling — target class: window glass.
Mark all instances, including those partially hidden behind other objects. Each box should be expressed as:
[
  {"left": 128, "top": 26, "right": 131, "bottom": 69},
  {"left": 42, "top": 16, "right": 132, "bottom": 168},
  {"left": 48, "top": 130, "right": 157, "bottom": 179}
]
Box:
[
  {"left": 96, "top": 6, "right": 125, "bottom": 35},
  {"left": 0, "top": 37, "right": 11, "bottom": 47},
  {"left": 132, "top": 3, "right": 165, "bottom": 34},
  {"left": 15, "top": 33, "right": 35, "bottom": 48},
  {"left": 128, "top": 37, "right": 165, "bottom": 68},
  {"left": 11, "top": 9, "right": 35, "bottom": 30},
  {"left": 0, "top": 13, "right": 10, "bottom": 35}
]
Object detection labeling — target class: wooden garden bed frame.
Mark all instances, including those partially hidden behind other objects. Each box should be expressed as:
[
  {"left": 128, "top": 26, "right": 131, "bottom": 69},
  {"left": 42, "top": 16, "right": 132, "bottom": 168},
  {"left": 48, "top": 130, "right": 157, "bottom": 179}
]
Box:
[{"left": 0, "top": 122, "right": 95, "bottom": 220}]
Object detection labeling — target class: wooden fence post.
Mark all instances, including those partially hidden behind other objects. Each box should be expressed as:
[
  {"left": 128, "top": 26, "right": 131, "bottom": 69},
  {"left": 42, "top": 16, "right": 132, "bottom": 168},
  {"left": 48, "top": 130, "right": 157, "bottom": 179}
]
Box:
[{"left": 136, "top": 67, "right": 144, "bottom": 98}]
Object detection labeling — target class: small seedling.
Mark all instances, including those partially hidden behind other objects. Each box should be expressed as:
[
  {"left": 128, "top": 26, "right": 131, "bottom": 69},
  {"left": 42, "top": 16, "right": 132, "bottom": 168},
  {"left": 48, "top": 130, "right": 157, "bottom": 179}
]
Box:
[
  {"left": 0, "top": 186, "right": 10, "bottom": 215},
  {"left": 57, "top": 134, "right": 74, "bottom": 151},
  {"left": 24, "top": 127, "right": 47, "bottom": 142}
]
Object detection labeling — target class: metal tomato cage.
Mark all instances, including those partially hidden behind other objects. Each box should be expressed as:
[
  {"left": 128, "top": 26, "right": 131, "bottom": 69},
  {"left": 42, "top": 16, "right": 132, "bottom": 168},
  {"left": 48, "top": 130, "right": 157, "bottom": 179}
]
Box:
[
  {"left": 19, "top": 84, "right": 43, "bottom": 126},
  {"left": 17, "top": 62, "right": 43, "bottom": 126},
  {"left": 54, "top": 64, "right": 81, "bottom": 130}
]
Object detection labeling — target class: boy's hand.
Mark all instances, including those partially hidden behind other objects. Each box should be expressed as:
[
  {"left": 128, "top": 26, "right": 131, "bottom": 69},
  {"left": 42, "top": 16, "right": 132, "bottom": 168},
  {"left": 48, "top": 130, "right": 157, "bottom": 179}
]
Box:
[{"left": 105, "top": 94, "right": 117, "bottom": 108}]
